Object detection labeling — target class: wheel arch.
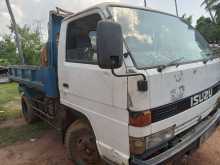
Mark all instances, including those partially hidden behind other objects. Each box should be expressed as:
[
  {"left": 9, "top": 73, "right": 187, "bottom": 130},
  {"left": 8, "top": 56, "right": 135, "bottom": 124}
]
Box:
[{"left": 61, "top": 106, "right": 96, "bottom": 142}]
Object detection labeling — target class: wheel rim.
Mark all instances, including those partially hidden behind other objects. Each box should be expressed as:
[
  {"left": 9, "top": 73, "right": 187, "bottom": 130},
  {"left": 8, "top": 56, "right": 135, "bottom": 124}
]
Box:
[{"left": 74, "top": 130, "right": 99, "bottom": 164}]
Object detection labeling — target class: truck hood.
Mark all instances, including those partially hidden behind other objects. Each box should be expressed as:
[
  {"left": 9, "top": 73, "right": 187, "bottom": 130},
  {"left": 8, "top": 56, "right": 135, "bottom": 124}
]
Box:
[
  {"left": 147, "top": 58, "right": 220, "bottom": 134},
  {"left": 128, "top": 58, "right": 220, "bottom": 136}
]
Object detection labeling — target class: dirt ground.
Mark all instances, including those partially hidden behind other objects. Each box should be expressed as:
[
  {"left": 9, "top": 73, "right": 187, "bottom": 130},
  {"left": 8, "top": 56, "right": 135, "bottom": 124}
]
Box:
[
  {"left": 0, "top": 129, "right": 72, "bottom": 165},
  {"left": 0, "top": 121, "right": 220, "bottom": 165}
]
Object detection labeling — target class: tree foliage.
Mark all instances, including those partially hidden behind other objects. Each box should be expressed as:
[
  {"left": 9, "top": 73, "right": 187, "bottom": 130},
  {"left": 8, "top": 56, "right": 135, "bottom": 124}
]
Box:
[
  {"left": 201, "top": 0, "right": 220, "bottom": 24},
  {"left": 213, "top": 3, "right": 220, "bottom": 24},
  {"left": 196, "top": 1, "right": 220, "bottom": 43},
  {"left": 0, "top": 25, "right": 43, "bottom": 66},
  {"left": 0, "top": 35, "right": 18, "bottom": 66},
  {"left": 196, "top": 16, "right": 220, "bottom": 43},
  {"left": 182, "top": 14, "right": 193, "bottom": 25}
]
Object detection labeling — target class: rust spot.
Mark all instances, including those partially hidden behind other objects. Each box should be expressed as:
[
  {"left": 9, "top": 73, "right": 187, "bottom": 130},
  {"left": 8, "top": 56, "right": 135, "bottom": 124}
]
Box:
[
  {"left": 170, "top": 85, "right": 185, "bottom": 101},
  {"left": 175, "top": 71, "right": 183, "bottom": 82},
  {"left": 193, "top": 69, "right": 197, "bottom": 75}
]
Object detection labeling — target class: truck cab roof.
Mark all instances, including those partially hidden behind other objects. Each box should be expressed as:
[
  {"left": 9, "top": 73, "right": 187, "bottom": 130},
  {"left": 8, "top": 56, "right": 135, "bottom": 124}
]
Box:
[{"left": 64, "top": 2, "right": 176, "bottom": 21}]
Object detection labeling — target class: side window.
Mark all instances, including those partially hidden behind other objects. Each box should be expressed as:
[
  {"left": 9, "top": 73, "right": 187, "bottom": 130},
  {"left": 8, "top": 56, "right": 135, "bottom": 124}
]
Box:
[{"left": 66, "top": 14, "right": 101, "bottom": 64}]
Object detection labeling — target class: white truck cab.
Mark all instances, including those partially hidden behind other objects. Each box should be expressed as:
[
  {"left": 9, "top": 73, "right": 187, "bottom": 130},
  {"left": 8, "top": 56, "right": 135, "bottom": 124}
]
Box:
[
  {"left": 58, "top": 3, "right": 220, "bottom": 164},
  {"left": 9, "top": 3, "right": 220, "bottom": 165}
]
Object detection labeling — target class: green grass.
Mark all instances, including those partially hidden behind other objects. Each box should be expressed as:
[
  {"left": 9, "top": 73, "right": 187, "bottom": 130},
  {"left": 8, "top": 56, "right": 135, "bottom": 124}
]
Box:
[
  {"left": 0, "top": 121, "right": 49, "bottom": 148},
  {"left": 0, "top": 83, "right": 50, "bottom": 148},
  {"left": 0, "top": 83, "right": 19, "bottom": 104},
  {"left": 0, "top": 83, "right": 21, "bottom": 121}
]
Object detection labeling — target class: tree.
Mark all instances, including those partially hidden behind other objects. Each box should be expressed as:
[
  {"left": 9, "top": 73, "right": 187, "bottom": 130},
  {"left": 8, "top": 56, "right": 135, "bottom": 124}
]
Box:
[
  {"left": 196, "top": 16, "right": 220, "bottom": 43},
  {"left": 213, "top": 3, "right": 220, "bottom": 24},
  {"left": 182, "top": 14, "right": 193, "bottom": 25},
  {"left": 202, "top": 0, "right": 220, "bottom": 7},
  {"left": 201, "top": 0, "right": 216, "bottom": 23},
  {"left": 0, "top": 34, "right": 19, "bottom": 66},
  {"left": 201, "top": 0, "right": 220, "bottom": 24},
  {"left": 0, "top": 25, "right": 43, "bottom": 66}
]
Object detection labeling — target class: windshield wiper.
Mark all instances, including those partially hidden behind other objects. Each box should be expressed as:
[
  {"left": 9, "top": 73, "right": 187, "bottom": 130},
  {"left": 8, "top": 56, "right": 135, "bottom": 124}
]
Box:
[
  {"left": 202, "top": 50, "right": 220, "bottom": 63},
  {"left": 203, "top": 54, "right": 219, "bottom": 63},
  {"left": 157, "top": 57, "right": 185, "bottom": 72}
]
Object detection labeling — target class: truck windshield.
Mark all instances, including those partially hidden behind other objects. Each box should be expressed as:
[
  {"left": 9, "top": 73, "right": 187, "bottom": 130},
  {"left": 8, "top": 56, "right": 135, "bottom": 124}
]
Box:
[{"left": 109, "top": 7, "right": 213, "bottom": 68}]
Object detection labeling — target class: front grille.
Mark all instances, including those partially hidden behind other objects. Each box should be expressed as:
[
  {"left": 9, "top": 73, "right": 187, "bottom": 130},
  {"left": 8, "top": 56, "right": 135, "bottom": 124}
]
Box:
[
  {"left": 150, "top": 82, "right": 220, "bottom": 123},
  {"left": 151, "top": 100, "right": 189, "bottom": 122}
]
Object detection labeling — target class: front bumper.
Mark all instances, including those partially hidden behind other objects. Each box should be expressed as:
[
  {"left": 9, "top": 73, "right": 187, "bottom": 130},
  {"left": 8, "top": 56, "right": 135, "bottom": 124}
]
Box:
[{"left": 131, "top": 109, "right": 220, "bottom": 165}]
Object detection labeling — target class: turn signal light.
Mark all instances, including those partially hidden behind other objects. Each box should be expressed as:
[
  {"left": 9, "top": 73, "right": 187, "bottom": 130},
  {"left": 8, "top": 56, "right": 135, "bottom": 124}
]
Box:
[{"left": 129, "top": 111, "right": 151, "bottom": 127}]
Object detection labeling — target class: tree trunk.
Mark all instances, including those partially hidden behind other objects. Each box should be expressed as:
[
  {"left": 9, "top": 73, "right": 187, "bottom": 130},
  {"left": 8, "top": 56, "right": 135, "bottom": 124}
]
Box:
[
  {"left": 205, "top": 0, "right": 216, "bottom": 23},
  {"left": 208, "top": 7, "right": 216, "bottom": 22}
]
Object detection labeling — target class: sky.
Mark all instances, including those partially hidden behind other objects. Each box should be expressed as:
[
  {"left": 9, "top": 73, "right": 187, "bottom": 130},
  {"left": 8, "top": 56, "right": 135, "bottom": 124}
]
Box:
[{"left": 0, "top": 0, "right": 209, "bottom": 39}]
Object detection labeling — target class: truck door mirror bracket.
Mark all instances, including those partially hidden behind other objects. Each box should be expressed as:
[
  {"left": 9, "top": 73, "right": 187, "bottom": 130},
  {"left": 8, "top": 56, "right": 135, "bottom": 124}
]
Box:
[{"left": 111, "top": 68, "right": 148, "bottom": 92}]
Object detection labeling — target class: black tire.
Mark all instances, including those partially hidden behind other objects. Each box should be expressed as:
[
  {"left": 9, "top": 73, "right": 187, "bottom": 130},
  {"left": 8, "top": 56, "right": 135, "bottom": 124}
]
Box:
[
  {"left": 21, "top": 95, "right": 38, "bottom": 124},
  {"left": 65, "top": 120, "right": 104, "bottom": 165}
]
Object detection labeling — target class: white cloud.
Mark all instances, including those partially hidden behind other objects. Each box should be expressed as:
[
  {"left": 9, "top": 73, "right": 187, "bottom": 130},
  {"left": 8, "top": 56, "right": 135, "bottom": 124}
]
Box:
[
  {"left": 0, "top": 0, "right": 144, "bottom": 38},
  {"left": 1, "top": 12, "right": 10, "bottom": 18},
  {"left": 112, "top": 7, "right": 152, "bottom": 43},
  {"left": 0, "top": 0, "right": 209, "bottom": 38},
  {"left": 33, "top": 0, "right": 41, "bottom": 2},
  {"left": 11, "top": 4, "right": 23, "bottom": 18}
]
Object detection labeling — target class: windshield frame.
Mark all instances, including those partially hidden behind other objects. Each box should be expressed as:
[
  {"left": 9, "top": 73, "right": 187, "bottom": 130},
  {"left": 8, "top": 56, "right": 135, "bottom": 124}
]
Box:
[{"left": 106, "top": 5, "right": 216, "bottom": 70}]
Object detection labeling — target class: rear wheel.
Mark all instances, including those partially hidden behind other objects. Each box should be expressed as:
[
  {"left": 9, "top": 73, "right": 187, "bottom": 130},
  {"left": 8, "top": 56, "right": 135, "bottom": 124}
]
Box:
[
  {"left": 21, "top": 95, "right": 38, "bottom": 124},
  {"left": 65, "top": 119, "right": 104, "bottom": 165}
]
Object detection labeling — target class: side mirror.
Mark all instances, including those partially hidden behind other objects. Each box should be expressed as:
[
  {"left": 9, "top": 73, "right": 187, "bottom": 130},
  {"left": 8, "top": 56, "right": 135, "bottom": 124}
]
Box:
[{"left": 97, "top": 20, "right": 123, "bottom": 69}]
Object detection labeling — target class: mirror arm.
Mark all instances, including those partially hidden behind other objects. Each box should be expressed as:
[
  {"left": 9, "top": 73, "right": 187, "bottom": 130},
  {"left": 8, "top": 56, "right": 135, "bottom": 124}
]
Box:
[{"left": 111, "top": 68, "right": 146, "bottom": 80}]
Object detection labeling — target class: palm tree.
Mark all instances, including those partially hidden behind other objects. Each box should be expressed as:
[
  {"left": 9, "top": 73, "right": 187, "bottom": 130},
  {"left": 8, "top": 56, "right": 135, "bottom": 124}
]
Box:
[
  {"left": 182, "top": 14, "right": 193, "bottom": 25},
  {"left": 201, "top": 0, "right": 220, "bottom": 23},
  {"left": 213, "top": 3, "right": 220, "bottom": 23}
]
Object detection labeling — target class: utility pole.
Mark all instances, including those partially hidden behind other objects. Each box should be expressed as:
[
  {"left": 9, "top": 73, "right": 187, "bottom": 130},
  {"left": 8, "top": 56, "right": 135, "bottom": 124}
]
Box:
[
  {"left": 144, "top": 0, "right": 147, "bottom": 8},
  {"left": 174, "top": 0, "right": 179, "bottom": 17},
  {"left": 5, "top": 0, "right": 24, "bottom": 64}
]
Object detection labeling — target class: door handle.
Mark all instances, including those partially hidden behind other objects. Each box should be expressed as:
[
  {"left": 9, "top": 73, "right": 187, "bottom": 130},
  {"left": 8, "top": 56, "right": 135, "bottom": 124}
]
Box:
[{"left": 63, "top": 83, "right": 69, "bottom": 88}]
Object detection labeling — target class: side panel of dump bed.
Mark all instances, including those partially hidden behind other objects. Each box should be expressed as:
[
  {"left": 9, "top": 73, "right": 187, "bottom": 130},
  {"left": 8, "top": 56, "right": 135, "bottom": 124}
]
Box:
[
  {"left": 8, "top": 12, "right": 65, "bottom": 98},
  {"left": 8, "top": 65, "right": 58, "bottom": 97}
]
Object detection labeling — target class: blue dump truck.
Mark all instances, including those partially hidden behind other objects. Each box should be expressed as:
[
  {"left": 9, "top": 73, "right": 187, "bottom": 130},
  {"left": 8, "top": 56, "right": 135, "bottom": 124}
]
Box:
[{"left": 8, "top": 3, "right": 220, "bottom": 165}]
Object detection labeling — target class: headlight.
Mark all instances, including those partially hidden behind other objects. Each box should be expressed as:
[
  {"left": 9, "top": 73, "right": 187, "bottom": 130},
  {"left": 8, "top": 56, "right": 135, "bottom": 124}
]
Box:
[
  {"left": 129, "top": 126, "right": 175, "bottom": 155},
  {"left": 146, "top": 126, "right": 175, "bottom": 150}
]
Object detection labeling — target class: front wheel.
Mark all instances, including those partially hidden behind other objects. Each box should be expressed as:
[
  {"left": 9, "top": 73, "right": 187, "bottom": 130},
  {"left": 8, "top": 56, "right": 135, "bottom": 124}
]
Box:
[{"left": 65, "top": 120, "right": 104, "bottom": 165}]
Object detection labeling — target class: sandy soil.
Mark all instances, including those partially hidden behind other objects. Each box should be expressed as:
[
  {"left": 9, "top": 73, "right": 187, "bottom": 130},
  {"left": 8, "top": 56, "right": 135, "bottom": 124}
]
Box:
[
  {"left": 188, "top": 127, "right": 220, "bottom": 165},
  {"left": 0, "top": 129, "right": 73, "bottom": 165},
  {"left": 0, "top": 121, "right": 220, "bottom": 165},
  {"left": 0, "top": 118, "right": 25, "bottom": 129}
]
